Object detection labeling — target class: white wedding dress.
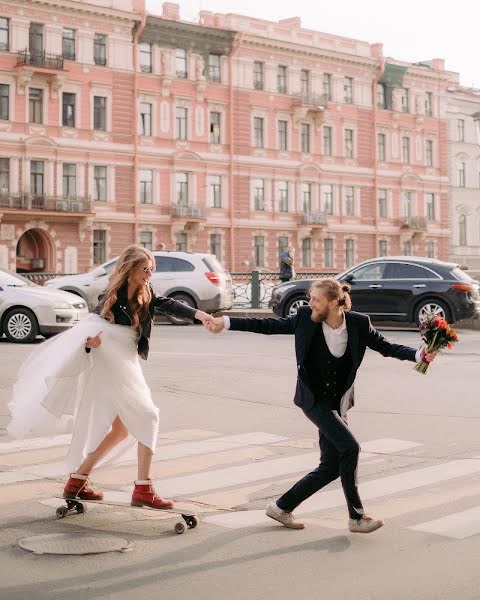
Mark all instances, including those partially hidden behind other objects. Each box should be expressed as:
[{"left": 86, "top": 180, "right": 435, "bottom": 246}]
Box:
[{"left": 7, "top": 314, "right": 159, "bottom": 471}]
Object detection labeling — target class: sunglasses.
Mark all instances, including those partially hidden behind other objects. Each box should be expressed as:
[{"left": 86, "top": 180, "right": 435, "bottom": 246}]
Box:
[{"left": 142, "top": 266, "right": 154, "bottom": 274}]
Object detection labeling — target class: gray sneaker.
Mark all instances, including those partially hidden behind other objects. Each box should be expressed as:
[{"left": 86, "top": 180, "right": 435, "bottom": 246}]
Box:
[
  {"left": 266, "top": 503, "right": 305, "bottom": 529},
  {"left": 348, "top": 515, "right": 384, "bottom": 534}
]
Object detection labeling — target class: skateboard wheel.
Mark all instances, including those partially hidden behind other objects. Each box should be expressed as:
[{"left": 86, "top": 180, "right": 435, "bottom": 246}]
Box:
[
  {"left": 56, "top": 506, "right": 68, "bottom": 519},
  {"left": 189, "top": 516, "right": 198, "bottom": 529},
  {"left": 175, "top": 522, "right": 186, "bottom": 535},
  {"left": 75, "top": 503, "right": 86, "bottom": 514}
]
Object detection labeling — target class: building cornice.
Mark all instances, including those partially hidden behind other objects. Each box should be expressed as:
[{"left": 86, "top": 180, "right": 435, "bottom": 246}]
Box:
[{"left": 6, "top": 0, "right": 140, "bottom": 24}]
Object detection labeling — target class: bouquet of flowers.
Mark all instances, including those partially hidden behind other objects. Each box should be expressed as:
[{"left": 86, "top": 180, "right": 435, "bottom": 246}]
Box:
[{"left": 414, "top": 314, "right": 459, "bottom": 374}]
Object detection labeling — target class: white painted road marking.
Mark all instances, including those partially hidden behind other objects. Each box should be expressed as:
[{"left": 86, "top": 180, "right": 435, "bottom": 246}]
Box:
[{"left": 409, "top": 506, "right": 480, "bottom": 539}]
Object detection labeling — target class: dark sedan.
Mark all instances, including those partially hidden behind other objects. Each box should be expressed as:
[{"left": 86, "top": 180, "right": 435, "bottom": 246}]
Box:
[{"left": 269, "top": 257, "right": 480, "bottom": 324}]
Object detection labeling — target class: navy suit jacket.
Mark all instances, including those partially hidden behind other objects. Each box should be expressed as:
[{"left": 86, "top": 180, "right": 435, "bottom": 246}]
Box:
[{"left": 229, "top": 307, "right": 417, "bottom": 412}]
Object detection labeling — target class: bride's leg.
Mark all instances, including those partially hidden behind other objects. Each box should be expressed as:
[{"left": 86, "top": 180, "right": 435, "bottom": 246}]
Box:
[
  {"left": 76, "top": 416, "right": 129, "bottom": 475},
  {"left": 137, "top": 442, "right": 153, "bottom": 481}
]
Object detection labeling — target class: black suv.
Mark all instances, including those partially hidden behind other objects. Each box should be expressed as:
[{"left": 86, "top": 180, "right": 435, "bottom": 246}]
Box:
[{"left": 269, "top": 257, "right": 480, "bottom": 324}]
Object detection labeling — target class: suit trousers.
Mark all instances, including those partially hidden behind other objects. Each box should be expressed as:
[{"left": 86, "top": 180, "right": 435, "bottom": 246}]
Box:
[{"left": 276, "top": 402, "right": 364, "bottom": 519}]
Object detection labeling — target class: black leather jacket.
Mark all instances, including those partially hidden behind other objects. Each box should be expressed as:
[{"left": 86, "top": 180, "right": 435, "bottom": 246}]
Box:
[{"left": 89, "top": 284, "right": 196, "bottom": 360}]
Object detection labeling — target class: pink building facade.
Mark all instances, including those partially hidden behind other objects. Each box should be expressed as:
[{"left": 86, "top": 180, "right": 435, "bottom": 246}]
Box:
[{"left": 0, "top": 1, "right": 452, "bottom": 274}]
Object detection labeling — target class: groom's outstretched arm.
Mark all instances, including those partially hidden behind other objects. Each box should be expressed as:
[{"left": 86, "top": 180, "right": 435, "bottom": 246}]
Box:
[{"left": 208, "top": 314, "right": 297, "bottom": 335}]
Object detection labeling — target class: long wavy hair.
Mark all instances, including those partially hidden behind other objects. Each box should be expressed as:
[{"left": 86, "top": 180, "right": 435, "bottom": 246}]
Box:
[{"left": 100, "top": 245, "right": 155, "bottom": 331}]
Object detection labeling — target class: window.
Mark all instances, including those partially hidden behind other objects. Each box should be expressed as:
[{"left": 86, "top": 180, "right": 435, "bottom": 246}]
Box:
[
  {"left": 302, "top": 238, "right": 311, "bottom": 268},
  {"left": 29, "top": 88, "right": 43, "bottom": 124},
  {"left": 323, "top": 184, "right": 333, "bottom": 214},
  {"left": 323, "top": 126, "right": 332, "bottom": 156},
  {"left": 301, "top": 183, "right": 311, "bottom": 213},
  {"left": 94, "top": 166, "right": 107, "bottom": 201},
  {"left": 402, "top": 136, "right": 410, "bottom": 165},
  {"left": 458, "top": 162, "right": 466, "bottom": 187},
  {"left": 94, "top": 33, "right": 107, "bottom": 66},
  {"left": 278, "top": 120, "right": 288, "bottom": 151},
  {"left": 254, "top": 235, "right": 265, "bottom": 268},
  {"left": 175, "top": 48, "right": 187, "bottom": 78},
  {"left": 427, "top": 240, "right": 435, "bottom": 258},
  {"left": 277, "top": 65, "right": 287, "bottom": 94},
  {"left": 344, "top": 77, "right": 353, "bottom": 103},
  {"left": 300, "top": 70, "right": 309, "bottom": 97},
  {"left": 323, "top": 73, "right": 332, "bottom": 101},
  {"left": 175, "top": 107, "right": 187, "bottom": 140},
  {"left": 140, "top": 43, "right": 152, "bottom": 73},
  {"left": 208, "top": 54, "right": 221, "bottom": 82},
  {"left": 29, "top": 23, "right": 43, "bottom": 58},
  {"left": 301, "top": 123, "right": 310, "bottom": 153},
  {"left": 154, "top": 256, "right": 173, "bottom": 271},
  {"left": 211, "top": 175, "right": 221, "bottom": 208},
  {"left": 425, "top": 92, "right": 433, "bottom": 117},
  {"left": 93, "top": 230, "right": 106, "bottom": 264},
  {"left": 62, "top": 164, "right": 76, "bottom": 199},
  {"left": 254, "top": 179, "right": 265, "bottom": 211},
  {"left": 400, "top": 88, "right": 409, "bottom": 113},
  {"left": 0, "top": 17, "right": 9, "bottom": 51},
  {"left": 172, "top": 257, "right": 194, "bottom": 271},
  {"left": 345, "top": 238, "right": 355, "bottom": 268},
  {"left": 62, "top": 28, "right": 75, "bottom": 60},
  {"left": 210, "top": 111, "right": 221, "bottom": 144},
  {"left": 278, "top": 236, "right": 288, "bottom": 266},
  {"left": 253, "top": 61, "right": 264, "bottom": 90},
  {"left": 377, "top": 133, "right": 386, "bottom": 161},
  {"left": 378, "top": 189, "right": 388, "bottom": 218},
  {"left": 403, "top": 241, "right": 412, "bottom": 256},
  {"left": 459, "top": 214, "right": 467, "bottom": 246},
  {"left": 210, "top": 233, "right": 221, "bottom": 261},
  {"left": 176, "top": 172, "right": 188, "bottom": 205},
  {"left": 0, "top": 84, "right": 9, "bottom": 120},
  {"left": 93, "top": 96, "right": 107, "bottom": 131},
  {"left": 30, "top": 161, "right": 44, "bottom": 196},
  {"left": 344, "top": 186, "right": 354, "bottom": 216},
  {"left": 352, "top": 262, "right": 387, "bottom": 280},
  {"left": 403, "top": 191, "right": 413, "bottom": 219},
  {"left": 253, "top": 117, "right": 264, "bottom": 148},
  {"left": 324, "top": 238, "right": 333, "bottom": 268},
  {"left": 377, "top": 83, "right": 386, "bottom": 109},
  {"left": 278, "top": 181, "right": 288, "bottom": 212},
  {"left": 140, "top": 231, "right": 153, "bottom": 250},
  {"left": 140, "top": 102, "right": 152, "bottom": 136},
  {"left": 139, "top": 169, "right": 153, "bottom": 204},
  {"left": 0, "top": 158, "right": 9, "bottom": 195},
  {"left": 344, "top": 129, "right": 354, "bottom": 158},
  {"left": 62, "top": 92, "right": 75, "bottom": 127},
  {"left": 379, "top": 240, "right": 387, "bottom": 257},
  {"left": 386, "top": 262, "right": 438, "bottom": 279},
  {"left": 457, "top": 119, "right": 465, "bottom": 142},
  {"left": 426, "top": 140, "right": 434, "bottom": 167}
]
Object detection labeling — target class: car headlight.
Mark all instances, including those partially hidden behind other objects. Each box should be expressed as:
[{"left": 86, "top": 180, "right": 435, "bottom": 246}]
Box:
[
  {"left": 52, "top": 302, "right": 72, "bottom": 310},
  {"left": 72, "top": 302, "right": 87, "bottom": 309}
]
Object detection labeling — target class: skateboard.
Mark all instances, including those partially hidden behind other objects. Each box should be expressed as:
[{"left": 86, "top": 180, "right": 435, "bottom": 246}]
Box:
[{"left": 54, "top": 495, "right": 199, "bottom": 535}]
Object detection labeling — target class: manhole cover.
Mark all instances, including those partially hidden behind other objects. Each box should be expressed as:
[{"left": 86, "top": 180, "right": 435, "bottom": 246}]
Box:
[{"left": 19, "top": 533, "right": 132, "bottom": 555}]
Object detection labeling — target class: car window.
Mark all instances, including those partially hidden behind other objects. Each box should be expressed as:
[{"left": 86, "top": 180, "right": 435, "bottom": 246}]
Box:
[
  {"left": 385, "top": 263, "right": 439, "bottom": 279},
  {"left": 350, "top": 262, "right": 387, "bottom": 280},
  {"left": 155, "top": 256, "right": 174, "bottom": 272},
  {"left": 451, "top": 267, "right": 475, "bottom": 282},
  {"left": 171, "top": 258, "right": 195, "bottom": 272},
  {"left": 203, "top": 256, "right": 225, "bottom": 273}
]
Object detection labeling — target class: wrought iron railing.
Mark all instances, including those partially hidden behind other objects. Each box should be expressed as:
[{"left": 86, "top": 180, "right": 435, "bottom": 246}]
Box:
[
  {"left": 300, "top": 211, "right": 328, "bottom": 225},
  {"left": 0, "top": 193, "right": 91, "bottom": 212},
  {"left": 397, "top": 216, "right": 427, "bottom": 230},
  {"left": 172, "top": 203, "right": 205, "bottom": 218},
  {"left": 293, "top": 92, "right": 329, "bottom": 107},
  {"left": 17, "top": 49, "right": 64, "bottom": 70}
]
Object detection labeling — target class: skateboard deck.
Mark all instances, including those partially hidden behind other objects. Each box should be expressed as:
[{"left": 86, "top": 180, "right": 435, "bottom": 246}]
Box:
[{"left": 53, "top": 495, "right": 199, "bottom": 534}]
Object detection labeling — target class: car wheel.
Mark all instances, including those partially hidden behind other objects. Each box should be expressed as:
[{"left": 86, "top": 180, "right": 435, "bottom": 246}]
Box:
[
  {"left": 3, "top": 308, "right": 39, "bottom": 343},
  {"left": 168, "top": 293, "right": 197, "bottom": 326},
  {"left": 414, "top": 298, "right": 451, "bottom": 326},
  {"left": 284, "top": 295, "right": 309, "bottom": 317}
]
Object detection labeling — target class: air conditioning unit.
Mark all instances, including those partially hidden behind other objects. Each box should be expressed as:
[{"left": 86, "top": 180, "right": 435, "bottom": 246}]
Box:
[
  {"left": 71, "top": 202, "right": 82, "bottom": 212},
  {"left": 56, "top": 201, "right": 68, "bottom": 211}
]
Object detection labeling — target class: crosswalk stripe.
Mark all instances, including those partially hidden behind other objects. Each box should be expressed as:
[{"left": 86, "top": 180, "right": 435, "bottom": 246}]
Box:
[
  {"left": 0, "top": 434, "right": 72, "bottom": 455},
  {"left": 409, "top": 506, "right": 480, "bottom": 539},
  {"left": 203, "top": 458, "right": 480, "bottom": 529}
]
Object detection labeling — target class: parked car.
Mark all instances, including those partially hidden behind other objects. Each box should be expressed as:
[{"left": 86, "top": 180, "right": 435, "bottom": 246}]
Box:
[
  {"left": 268, "top": 256, "right": 480, "bottom": 324},
  {"left": 0, "top": 268, "right": 88, "bottom": 343},
  {"left": 44, "top": 251, "right": 233, "bottom": 323}
]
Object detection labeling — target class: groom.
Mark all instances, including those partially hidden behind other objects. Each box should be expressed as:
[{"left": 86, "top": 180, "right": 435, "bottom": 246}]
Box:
[{"left": 207, "top": 278, "right": 436, "bottom": 533}]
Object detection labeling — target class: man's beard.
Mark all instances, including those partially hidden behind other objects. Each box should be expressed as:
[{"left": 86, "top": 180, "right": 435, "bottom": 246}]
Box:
[{"left": 311, "top": 308, "right": 329, "bottom": 323}]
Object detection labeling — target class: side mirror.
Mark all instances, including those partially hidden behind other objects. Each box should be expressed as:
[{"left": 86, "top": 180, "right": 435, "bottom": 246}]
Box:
[
  {"left": 92, "top": 267, "right": 106, "bottom": 278},
  {"left": 344, "top": 273, "right": 354, "bottom": 283}
]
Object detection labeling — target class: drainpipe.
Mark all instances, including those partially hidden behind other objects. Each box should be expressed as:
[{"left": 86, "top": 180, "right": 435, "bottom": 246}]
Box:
[
  {"left": 372, "top": 56, "right": 385, "bottom": 256},
  {"left": 132, "top": 9, "right": 146, "bottom": 243},
  {"left": 228, "top": 33, "right": 243, "bottom": 271}
]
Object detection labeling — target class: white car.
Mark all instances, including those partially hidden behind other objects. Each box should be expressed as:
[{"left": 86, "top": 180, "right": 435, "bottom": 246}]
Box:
[
  {"left": 0, "top": 268, "right": 88, "bottom": 343},
  {"left": 44, "top": 251, "right": 233, "bottom": 322}
]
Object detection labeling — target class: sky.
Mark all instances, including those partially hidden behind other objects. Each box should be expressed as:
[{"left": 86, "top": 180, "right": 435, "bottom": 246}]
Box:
[{"left": 146, "top": 0, "right": 480, "bottom": 88}]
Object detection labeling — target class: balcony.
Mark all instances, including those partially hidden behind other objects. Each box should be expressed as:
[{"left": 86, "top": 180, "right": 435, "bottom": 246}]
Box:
[
  {"left": 172, "top": 203, "right": 205, "bottom": 220},
  {"left": 299, "top": 211, "right": 328, "bottom": 226},
  {"left": 293, "top": 93, "right": 329, "bottom": 108},
  {"left": 0, "top": 194, "right": 91, "bottom": 213},
  {"left": 397, "top": 216, "right": 427, "bottom": 230},
  {"left": 291, "top": 93, "right": 329, "bottom": 127},
  {"left": 16, "top": 50, "right": 64, "bottom": 71}
]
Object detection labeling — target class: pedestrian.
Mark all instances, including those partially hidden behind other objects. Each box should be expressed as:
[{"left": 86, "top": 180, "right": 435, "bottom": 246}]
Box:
[
  {"left": 206, "top": 278, "right": 436, "bottom": 533},
  {"left": 8, "top": 245, "right": 214, "bottom": 509},
  {"left": 157, "top": 243, "right": 166, "bottom": 251},
  {"left": 279, "top": 247, "right": 295, "bottom": 283}
]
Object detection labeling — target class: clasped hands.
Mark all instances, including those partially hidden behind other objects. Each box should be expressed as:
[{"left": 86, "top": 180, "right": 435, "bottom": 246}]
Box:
[{"left": 198, "top": 314, "right": 225, "bottom": 334}]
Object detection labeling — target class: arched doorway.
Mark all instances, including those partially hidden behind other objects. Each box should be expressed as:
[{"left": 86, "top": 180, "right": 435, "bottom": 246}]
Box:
[{"left": 16, "top": 228, "right": 54, "bottom": 273}]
